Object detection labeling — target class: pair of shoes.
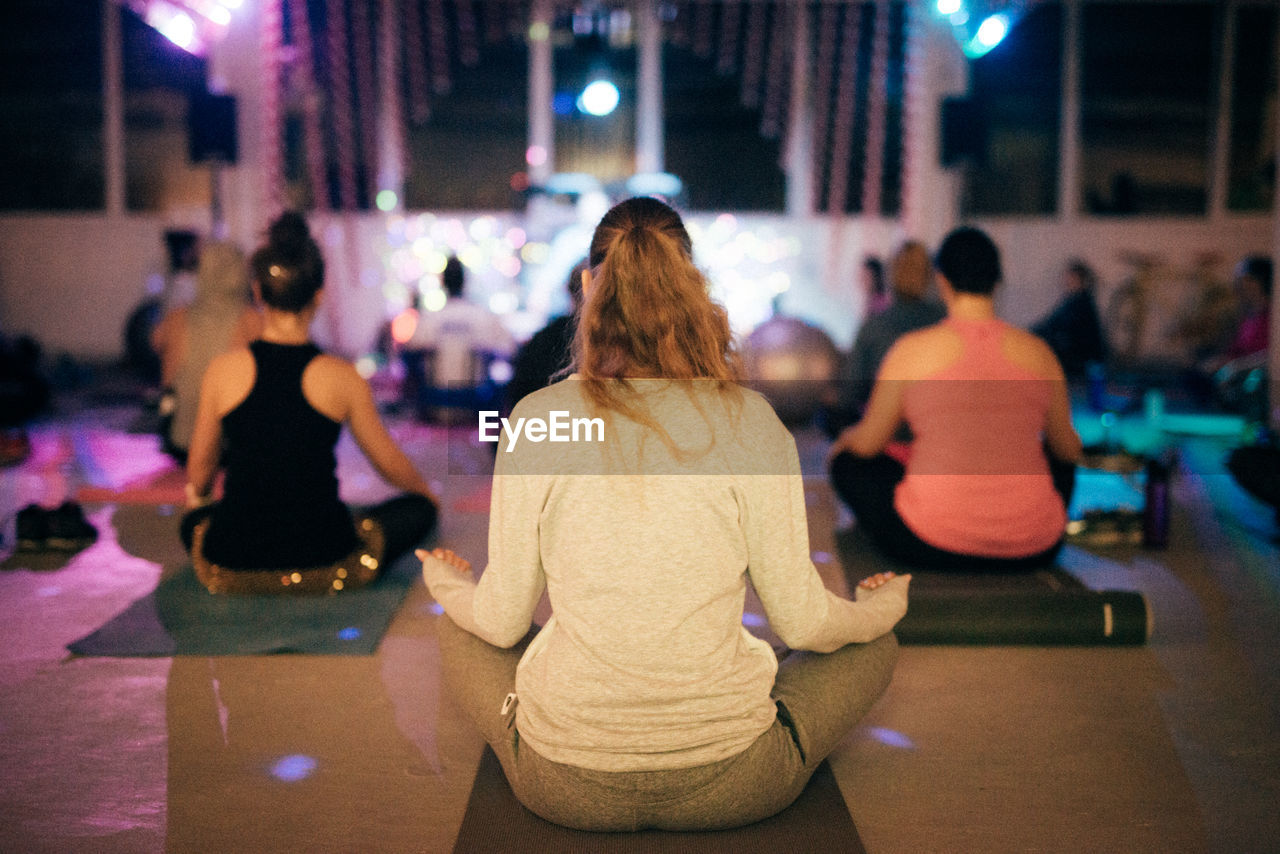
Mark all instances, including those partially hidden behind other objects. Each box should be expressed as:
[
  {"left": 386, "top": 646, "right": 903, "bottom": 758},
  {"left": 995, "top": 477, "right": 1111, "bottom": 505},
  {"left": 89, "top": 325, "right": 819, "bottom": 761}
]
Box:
[
  {"left": 15, "top": 502, "right": 98, "bottom": 553},
  {"left": 15, "top": 504, "right": 47, "bottom": 552}
]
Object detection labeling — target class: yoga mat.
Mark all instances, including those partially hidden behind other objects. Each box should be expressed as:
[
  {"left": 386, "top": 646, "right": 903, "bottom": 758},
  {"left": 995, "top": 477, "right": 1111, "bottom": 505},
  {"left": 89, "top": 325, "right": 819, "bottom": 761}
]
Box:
[
  {"left": 897, "top": 582, "right": 1151, "bottom": 646},
  {"left": 452, "top": 747, "right": 867, "bottom": 854},
  {"left": 75, "top": 467, "right": 188, "bottom": 506},
  {"left": 837, "top": 532, "right": 1152, "bottom": 646},
  {"left": 72, "top": 430, "right": 183, "bottom": 504},
  {"left": 67, "top": 551, "right": 420, "bottom": 657}
]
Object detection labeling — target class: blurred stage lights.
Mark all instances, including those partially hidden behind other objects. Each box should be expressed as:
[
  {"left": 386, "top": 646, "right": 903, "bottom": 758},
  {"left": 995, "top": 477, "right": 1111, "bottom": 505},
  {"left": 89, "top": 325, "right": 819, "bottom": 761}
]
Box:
[
  {"left": 578, "top": 80, "right": 620, "bottom": 117},
  {"left": 934, "top": 1, "right": 1022, "bottom": 59},
  {"left": 123, "top": 0, "right": 244, "bottom": 56},
  {"left": 376, "top": 210, "right": 812, "bottom": 350},
  {"left": 973, "top": 13, "right": 1009, "bottom": 50}
]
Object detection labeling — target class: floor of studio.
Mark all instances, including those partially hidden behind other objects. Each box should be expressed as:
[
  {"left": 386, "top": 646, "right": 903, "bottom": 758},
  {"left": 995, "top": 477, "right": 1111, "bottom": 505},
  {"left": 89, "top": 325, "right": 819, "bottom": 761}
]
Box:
[{"left": 1, "top": 377, "right": 1278, "bottom": 854}]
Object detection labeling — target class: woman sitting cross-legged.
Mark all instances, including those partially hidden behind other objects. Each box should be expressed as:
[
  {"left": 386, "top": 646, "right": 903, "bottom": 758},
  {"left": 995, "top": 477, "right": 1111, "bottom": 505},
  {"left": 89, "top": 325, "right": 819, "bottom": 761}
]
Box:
[
  {"left": 182, "top": 211, "right": 438, "bottom": 594},
  {"left": 421, "top": 196, "right": 909, "bottom": 832},
  {"left": 829, "top": 226, "right": 1083, "bottom": 571}
]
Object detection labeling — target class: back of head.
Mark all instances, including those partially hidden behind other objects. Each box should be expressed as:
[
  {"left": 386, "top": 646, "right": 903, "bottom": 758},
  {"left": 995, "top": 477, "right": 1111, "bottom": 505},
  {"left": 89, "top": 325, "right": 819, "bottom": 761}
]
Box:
[
  {"left": 1240, "top": 255, "right": 1273, "bottom": 298},
  {"left": 250, "top": 211, "right": 324, "bottom": 312},
  {"left": 890, "top": 241, "right": 931, "bottom": 300},
  {"left": 442, "top": 256, "right": 465, "bottom": 298},
  {"left": 935, "top": 227, "right": 1001, "bottom": 295},
  {"left": 195, "top": 241, "right": 249, "bottom": 303},
  {"left": 576, "top": 196, "right": 737, "bottom": 403}
]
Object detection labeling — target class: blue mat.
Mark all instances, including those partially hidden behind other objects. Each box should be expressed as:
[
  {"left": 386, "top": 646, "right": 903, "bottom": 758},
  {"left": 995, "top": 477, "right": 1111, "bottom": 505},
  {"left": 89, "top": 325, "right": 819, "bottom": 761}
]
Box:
[{"left": 67, "top": 552, "right": 420, "bottom": 657}]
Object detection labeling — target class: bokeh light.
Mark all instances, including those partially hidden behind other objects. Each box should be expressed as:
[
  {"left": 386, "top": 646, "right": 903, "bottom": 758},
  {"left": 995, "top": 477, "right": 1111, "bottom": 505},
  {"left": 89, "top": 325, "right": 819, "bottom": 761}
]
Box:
[
  {"left": 269, "top": 755, "right": 318, "bottom": 782},
  {"left": 976, "top": 13, "right": 1009, "bottom": 48},
  {"left": 390, "top": 308, "right": 419, "bottom": 344},
  {"left": 578, "top": 80, "right": 620, "bottom": 116}
]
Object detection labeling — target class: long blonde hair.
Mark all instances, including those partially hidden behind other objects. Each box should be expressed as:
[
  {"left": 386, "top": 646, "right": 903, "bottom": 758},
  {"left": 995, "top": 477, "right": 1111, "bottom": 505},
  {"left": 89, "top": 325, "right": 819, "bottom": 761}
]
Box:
[{"left": 573, "top": 197, "right": 740, "bottom": 422}]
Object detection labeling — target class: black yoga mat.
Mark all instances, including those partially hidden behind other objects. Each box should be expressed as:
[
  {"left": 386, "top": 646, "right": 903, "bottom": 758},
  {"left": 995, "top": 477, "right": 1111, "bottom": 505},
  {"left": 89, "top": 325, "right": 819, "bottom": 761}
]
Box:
[
  {"left": 452, "top": 747, "right": 867, "bottom": 854},
  {"left": 897, "top": 578, "right": 1151, "bottom": 646},
  {"left": 837, "top": 531, "right": 1152, "bottom": 646},
  {"left": 66, "top": 552, "right": 420, "bottom": 657}
]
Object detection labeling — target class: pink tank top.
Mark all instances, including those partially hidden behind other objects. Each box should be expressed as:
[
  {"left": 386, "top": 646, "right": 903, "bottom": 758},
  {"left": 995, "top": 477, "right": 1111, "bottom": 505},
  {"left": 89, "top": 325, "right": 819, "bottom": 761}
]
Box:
[{"left": 894, "top": 317, "right": 1066, "bottom": 558}]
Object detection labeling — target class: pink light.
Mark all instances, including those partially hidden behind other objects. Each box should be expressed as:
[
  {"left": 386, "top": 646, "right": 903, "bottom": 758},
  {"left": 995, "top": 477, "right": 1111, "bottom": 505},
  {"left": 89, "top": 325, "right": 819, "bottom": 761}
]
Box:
[
  {"left": 391, "top": 308, "right": 419, "bottom": 344},
  {"left": 525, "top": 145, "right": 548, "bottom": 167},
  {"left": 155, "top": 9, "right": 198, "bottom": 50},
  {"left": 129, "top": 0, "right": 241, "bottom": 56}
]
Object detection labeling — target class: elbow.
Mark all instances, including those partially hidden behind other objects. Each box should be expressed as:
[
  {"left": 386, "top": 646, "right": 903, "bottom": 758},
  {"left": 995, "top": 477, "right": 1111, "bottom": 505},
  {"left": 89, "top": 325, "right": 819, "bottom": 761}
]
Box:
[
  {"left": 1050, "top": 436, "right": 1084, "bottom": 465},
  {"left": 803, "top": 637, "right": 848, "bottom": 655},
  {"left": 773, "top": 622, "right": 840, "bottom": 654},
  {"left": 186, "top": 460, "right": 214, "bottom": 493},
  {"left": 488, "top": 628, "right": 530, "bottom": 650},
  {"left": 475, "top": 618, "right": 531, "bottom": 650},
  {"left": 491, "top": 625, "right": 527, "bottom": 648},
  {"left": 781, "top": 624, "right": 882, "bottom": 653}
]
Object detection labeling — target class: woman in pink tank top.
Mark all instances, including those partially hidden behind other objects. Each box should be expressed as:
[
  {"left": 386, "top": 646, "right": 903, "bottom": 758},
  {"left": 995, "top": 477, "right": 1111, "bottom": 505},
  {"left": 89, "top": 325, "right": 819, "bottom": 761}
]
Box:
[{"left": 829, "top": 227, "right": 1083, "bottom": 570}]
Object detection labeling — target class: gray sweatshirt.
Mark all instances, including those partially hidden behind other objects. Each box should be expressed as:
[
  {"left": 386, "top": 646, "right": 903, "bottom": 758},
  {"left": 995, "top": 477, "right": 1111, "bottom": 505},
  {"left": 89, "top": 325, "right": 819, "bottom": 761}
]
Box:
[{"left": 423, "top": 379, "right": 908, "bottom": 772}]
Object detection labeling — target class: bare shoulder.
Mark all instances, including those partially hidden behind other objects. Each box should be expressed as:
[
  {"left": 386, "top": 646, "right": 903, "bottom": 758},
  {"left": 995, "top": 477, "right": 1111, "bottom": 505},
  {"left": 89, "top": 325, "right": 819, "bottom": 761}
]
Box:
[
  {"left": 303, "top": 353, "right": 366, "bottom": 394},
  {"left": 881, "top": 323, "right": 957, "bottom": 380},
  {"left": 207, "top": 346, "right": 255, "bottom": 379},
  {"left": 1002, "top": 325, "right": 1064, "bottom": 378},
  {"left": 311, "top": 351, "right": 355, "bottom": 373},
  {"left": 204, "top": 347, "right": 257, "bottom": 415},
  {"left": 302, "top": 353, "right": 370, "bottom": 420}
]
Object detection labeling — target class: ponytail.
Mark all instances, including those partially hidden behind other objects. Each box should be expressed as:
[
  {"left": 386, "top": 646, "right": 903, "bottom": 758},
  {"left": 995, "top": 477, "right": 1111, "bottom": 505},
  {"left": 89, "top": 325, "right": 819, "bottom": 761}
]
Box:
[{"left": 573, "top": 197, "right": 739, "bottom": 421}]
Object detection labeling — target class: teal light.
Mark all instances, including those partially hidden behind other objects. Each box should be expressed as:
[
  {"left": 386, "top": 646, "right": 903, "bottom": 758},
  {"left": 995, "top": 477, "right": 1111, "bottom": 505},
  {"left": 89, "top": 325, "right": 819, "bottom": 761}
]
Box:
[{"left": 963, "top": 13, "right": 1009, "bottom": 58}]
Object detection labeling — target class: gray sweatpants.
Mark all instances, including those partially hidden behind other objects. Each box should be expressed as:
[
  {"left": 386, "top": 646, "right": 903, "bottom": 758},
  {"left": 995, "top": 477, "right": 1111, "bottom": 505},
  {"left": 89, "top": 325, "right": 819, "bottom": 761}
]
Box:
[{"left": 437, "top": 615, "right": 898, "bottom": 832}]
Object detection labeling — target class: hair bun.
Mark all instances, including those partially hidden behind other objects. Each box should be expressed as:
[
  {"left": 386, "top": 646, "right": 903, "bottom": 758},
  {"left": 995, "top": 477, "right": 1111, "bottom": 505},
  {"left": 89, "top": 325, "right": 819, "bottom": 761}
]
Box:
[{"left": 267, "top": 211, "right": 314, "bottom": 258}]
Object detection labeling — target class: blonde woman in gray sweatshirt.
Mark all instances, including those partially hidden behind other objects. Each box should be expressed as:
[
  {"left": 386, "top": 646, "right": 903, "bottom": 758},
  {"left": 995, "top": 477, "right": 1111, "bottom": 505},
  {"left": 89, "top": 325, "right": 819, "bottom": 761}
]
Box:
[{"left": 422, "top": 196, "right": 910, "bottom": 832}]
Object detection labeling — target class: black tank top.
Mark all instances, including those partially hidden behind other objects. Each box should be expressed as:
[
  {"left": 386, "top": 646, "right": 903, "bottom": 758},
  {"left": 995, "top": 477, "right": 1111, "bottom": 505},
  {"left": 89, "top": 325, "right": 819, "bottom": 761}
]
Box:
[{"left": 202, "top": 341, "right": 358, "bottom": 569}]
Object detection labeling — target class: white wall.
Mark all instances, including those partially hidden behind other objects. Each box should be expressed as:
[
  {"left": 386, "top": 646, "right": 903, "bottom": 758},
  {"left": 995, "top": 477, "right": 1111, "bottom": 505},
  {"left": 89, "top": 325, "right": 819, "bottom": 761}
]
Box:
[
  {"left": 0, "top": 214, "right": 173, "bottom": 360},
  {"left": 1, "top": 209, "right": 1271, "bottom": 362},
  {"left": 977, "top": 215, "right": 1274, "bottom": 328}
]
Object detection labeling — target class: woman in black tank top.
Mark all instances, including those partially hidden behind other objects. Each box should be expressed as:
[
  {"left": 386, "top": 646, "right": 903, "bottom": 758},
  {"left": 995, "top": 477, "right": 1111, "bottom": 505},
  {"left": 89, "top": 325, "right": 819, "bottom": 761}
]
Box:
[{"left": 180, "top": 212, "right": 438, "bottom": 594}]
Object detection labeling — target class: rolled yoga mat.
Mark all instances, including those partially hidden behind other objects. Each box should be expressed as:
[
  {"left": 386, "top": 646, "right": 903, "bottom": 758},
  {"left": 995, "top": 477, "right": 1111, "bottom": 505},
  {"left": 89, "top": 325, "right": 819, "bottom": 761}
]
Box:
[
  {"left": 837, "top": 530, "right": 1153, "bottom": 646},
  {"left": 895, "top": 584, "right": 1152, "bottom": 646}
]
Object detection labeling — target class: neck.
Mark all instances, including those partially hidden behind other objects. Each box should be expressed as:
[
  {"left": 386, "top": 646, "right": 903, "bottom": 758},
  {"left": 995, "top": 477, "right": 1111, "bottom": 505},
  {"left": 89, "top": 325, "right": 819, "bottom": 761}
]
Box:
[
  {"left": 946, "top": 292, "right": 997, "bottom": 321},
  {"left": 259, "top": 307, "right": 314, "bottom": 344}
]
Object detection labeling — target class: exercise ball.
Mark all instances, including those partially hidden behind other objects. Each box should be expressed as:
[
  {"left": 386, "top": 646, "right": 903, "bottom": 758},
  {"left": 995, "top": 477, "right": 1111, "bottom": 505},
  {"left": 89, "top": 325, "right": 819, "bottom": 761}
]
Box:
[{"left": 742, "top": 316, "right": 841, "bottom": 426}]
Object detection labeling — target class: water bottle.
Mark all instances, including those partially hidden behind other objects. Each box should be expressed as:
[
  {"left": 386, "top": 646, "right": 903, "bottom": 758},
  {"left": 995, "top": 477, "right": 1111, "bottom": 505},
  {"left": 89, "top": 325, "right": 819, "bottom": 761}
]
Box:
[
  {"left": 1143, "top": 389, "right": 1164, "bottom": 427},
  {"left": 1142, "top": 453, "right": 1171, "bottom": 549}
]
